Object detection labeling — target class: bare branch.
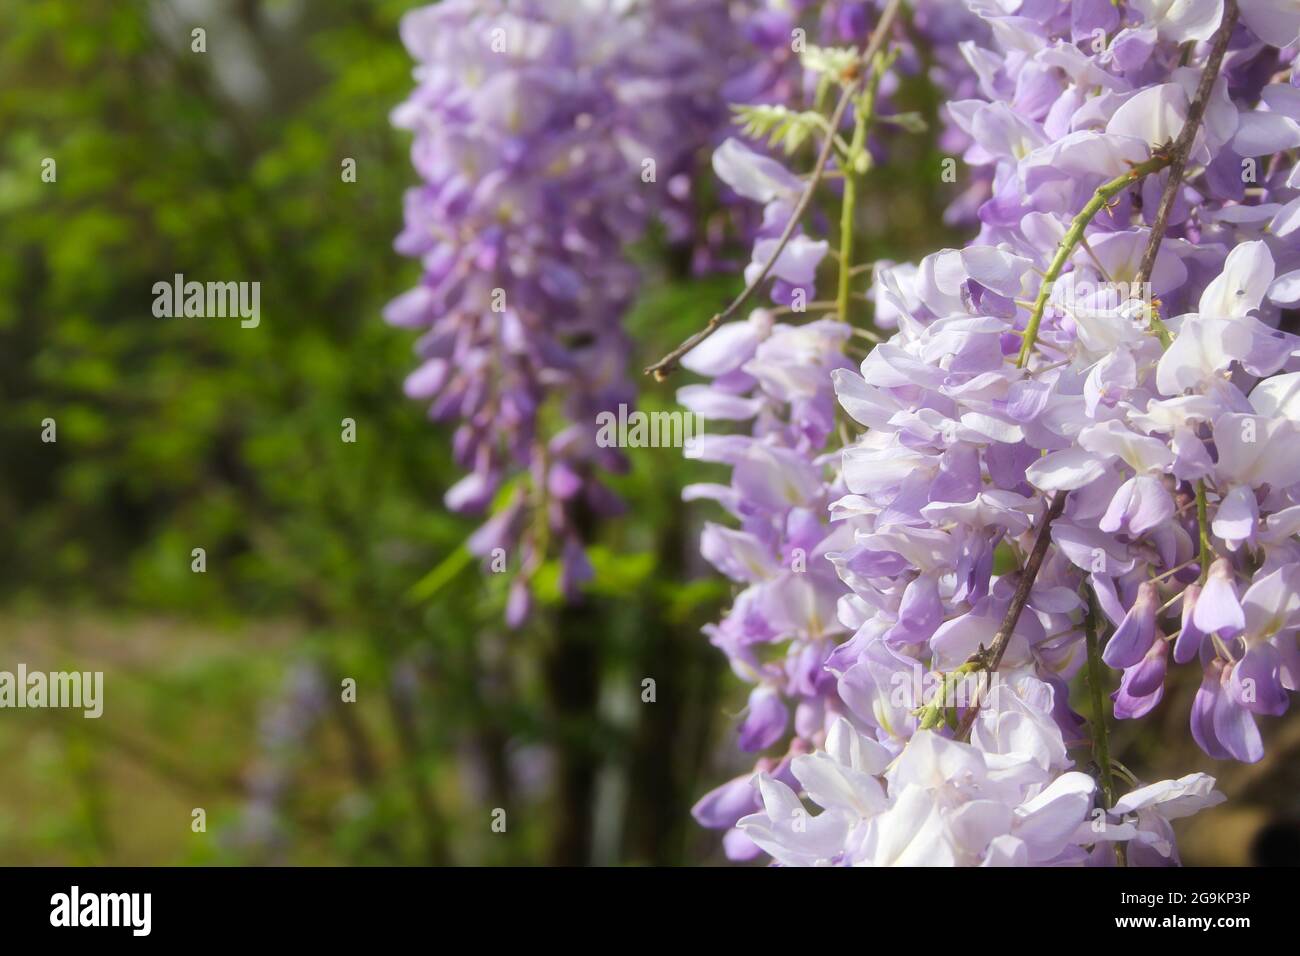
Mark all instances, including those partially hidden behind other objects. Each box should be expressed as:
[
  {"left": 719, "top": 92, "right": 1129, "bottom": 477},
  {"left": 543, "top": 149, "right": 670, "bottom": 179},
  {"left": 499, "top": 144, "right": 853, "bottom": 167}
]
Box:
[
  {"left": 1134, "top": 0, "right": 1240, "bottom": 287},
  {"left": 644, "top": 0, "right": 904, "bottom": 382},
  {"left": 956, "top": 491, "right": 1066, "bottom": 742}
]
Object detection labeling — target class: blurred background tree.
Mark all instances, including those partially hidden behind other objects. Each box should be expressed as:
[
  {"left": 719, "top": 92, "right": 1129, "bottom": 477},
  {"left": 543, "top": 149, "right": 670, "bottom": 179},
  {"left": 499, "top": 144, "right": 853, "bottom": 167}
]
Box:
[{"left": 0, "top": 0, "right": 742, "bottom": 865}]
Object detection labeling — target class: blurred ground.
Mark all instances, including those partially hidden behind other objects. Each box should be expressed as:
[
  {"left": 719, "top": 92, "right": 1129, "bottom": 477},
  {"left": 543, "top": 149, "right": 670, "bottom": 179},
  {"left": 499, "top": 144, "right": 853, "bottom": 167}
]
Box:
[{"left": 4, "top": 609, "right": 1298, "bottom": 865}]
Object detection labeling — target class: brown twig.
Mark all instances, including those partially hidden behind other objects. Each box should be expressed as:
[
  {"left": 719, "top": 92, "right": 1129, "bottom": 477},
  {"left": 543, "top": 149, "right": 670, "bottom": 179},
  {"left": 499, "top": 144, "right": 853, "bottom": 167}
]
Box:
[
  {"left": 1134, "top": 0, "right": 1240, "bottom": 286},
  {"left": 1139, "top": 4, "right": 1237, "bottom": 583},
  {"left": 956, "top": 492, "right": 1067, "bottom": 741},
  {"left": 643, "top": 0, "right": 904, "bottom": 381},
  {"left": 956, "top": 3, "right": 1241, "bottom": 742}
]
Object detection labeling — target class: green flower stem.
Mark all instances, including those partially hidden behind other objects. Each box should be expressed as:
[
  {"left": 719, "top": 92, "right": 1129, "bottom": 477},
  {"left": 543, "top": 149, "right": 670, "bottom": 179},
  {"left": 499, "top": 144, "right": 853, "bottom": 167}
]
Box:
[
  {"left": 1084, "top": 590, "right": 1117, "bottom": 807},
  {"left": 836, "top": 54, "right": 887, "bottom": 324},
  {"left": 1015, "top": 154, "right": 1171, "bottom": 369},
  {"left": 835, "top": 140, "right": 863, "bottom": 322},
  {"left": 645, "top": 0, "right": 903, "bottom": 379},
  {"left": 1196, "top": 479, "right": 1213, "bottom": 583},
  {"left": 1085, "top": 587, "right": 1127, "bottom": 866}
]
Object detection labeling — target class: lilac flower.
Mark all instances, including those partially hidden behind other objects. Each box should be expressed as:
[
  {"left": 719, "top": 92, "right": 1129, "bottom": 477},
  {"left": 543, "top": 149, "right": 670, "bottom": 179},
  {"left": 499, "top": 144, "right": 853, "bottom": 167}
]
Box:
[
  {"left": 689, "top": 0, "right": 1297, "bottom": 867},
  {"left": 739, "top": 696, "right": 1221, "bottom": 866},
  {"left": 389, "top": 0, "right": 737, "bottom": 618},
  {"left": 1097, "top": 772, "right": 1226, "bottom": 866}
]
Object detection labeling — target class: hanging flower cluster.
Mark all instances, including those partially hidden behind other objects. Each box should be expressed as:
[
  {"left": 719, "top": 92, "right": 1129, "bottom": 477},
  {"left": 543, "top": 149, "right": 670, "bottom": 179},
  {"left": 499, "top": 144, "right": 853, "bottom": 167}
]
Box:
[
  {"left": 387, "top": 0, "right": 735, "bottom": 623},
  {"left": 684, "top": 0, "right": 1300, "bottom": 865}
]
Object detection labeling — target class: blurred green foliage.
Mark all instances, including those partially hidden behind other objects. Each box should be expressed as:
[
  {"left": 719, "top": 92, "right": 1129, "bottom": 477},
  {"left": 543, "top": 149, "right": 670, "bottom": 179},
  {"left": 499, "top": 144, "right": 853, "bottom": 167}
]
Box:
[{"left": 0, "top": 0, "right": 743, "bottom": 866}]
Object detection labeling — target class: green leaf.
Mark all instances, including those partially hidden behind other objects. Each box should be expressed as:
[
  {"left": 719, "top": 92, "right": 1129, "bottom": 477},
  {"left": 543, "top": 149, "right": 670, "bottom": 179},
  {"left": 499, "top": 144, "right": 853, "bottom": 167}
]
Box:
[
  {"left": 799, "top": 45, "right": 859, "bottom": 80},
  {"left": 731, "top": 104, "right": 825, "bottom": 155},
  {"left": 405, "top": 545, "right": 475, "bottom": 605}
]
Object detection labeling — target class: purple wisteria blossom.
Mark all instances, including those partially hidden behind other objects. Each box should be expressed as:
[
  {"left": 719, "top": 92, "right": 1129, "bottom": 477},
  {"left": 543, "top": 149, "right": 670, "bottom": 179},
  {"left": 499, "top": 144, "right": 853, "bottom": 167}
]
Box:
[
  {"left": 388, "top": 0, "right": 736, "bottom": 622},
  {"left": 687, "top": 0, "right": 1299, "bottom": 866}
]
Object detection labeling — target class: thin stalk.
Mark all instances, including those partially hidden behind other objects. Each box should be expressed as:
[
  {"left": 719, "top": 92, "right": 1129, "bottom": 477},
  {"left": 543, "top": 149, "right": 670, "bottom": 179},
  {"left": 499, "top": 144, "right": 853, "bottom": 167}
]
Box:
[
  {"left": 1140, "top": 4, "right": 1239, "bottom": 589},
  {"left": 1196, "top": 480, "right": 1213, "bottom": 583},
  {"left": 1084, "top": 591, "right": 1118, "bottom": 810},
  {"left": 645, "top": 0, "right": 904, "bottom": 380},
  {"left": 1016, "top": 155, "right": 1171, "bottom": 368},
  {"left": 956, "top": 491, "right": 1067, "bottom": 740},
  {"left": 1087, "top": 587, "right": 1126, "bottom": 867},
  {"left": 1133, "top": 0, "right": 1240, "bottom": 286},
  {"left": 836, "top": 129, "right": 864, "bottom": 322},
  {"left": 836, "top": 53, "right": 887, "bottom": 323}
]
